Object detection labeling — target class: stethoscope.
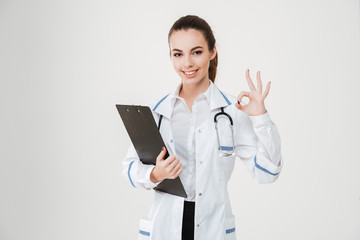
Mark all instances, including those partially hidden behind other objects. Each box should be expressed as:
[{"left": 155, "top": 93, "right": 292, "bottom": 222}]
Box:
[
  {"left": 158, "top": 106, "right": 235, "bottom": 157},
  {"left": 214, "top": 107, "right": 235, "bottom": 157}
]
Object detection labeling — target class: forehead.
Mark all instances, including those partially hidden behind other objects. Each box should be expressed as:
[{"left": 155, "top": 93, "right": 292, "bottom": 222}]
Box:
[{"left": 169, "top": 29, "right": 207, "bottom": 50}]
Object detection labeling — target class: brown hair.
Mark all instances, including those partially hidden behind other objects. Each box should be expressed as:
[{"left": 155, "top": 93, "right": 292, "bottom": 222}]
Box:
[{"left": 168, "top": 15, "right": 218, "bottom": 83}]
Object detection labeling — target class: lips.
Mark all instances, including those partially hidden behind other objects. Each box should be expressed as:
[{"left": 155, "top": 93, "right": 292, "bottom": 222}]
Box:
[
  {"left": 184, "top": 70, "right": 198, "bottom": 75},
  {"left": 183, "top": 69, "right": 199, "bottom": 78}
]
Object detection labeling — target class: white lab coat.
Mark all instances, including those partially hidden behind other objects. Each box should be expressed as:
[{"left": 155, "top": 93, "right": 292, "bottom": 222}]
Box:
[{"left": 122, "top": 82, "right": 283, "bottom": 240}]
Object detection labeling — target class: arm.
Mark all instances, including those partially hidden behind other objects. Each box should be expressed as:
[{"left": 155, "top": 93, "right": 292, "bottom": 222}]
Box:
[
  {"left": 234, "top": 69, "right": 283, "bottom": 183},
  {"left": 122, "top": 101, "right": 182, "bottom": 189},
  {"left": 122, "top": 142, "right": 161, "bottom": 190},
  {"left": 123, "top": 141, "right": 183, "bottom": 189},
  {"left": 121, "top": 100, "right": 162, "bottom": 190},
  {"left": 235, "top": 111, "right": 282, "bottom": 183}
]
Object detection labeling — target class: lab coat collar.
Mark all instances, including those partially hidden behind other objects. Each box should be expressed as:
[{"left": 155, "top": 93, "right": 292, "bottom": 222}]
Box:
[
  {"left": 172, "top": 80, "right": 212, "bottom": 105},
  {"left": 152, "top": 79, "right": 232, "bottom": 119}
]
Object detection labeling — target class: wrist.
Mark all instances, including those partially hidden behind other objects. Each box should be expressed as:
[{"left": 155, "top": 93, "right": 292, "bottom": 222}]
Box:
[
  {"left": 250, "top": 109, "right": 267, "bottom": 116},
  {"left": 150, "top": 167, "right": 160, "bottom": 183},
  {"left": 249, "top": 104, "right": 267, "bottom": 116}
]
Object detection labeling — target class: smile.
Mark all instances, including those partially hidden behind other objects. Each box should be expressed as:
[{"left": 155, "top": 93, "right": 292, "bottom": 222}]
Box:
[{"left": 183, "top": 69, "right": 199, "bottom": 76}]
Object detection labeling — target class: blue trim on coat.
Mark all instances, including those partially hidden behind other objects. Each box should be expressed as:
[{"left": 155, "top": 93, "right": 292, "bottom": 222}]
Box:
[
  {"left": 254, "top": 156, "right": 279, "bottom": 176},
  {"left": 226, "top": 227, "right": 236, "bottom": 234},
  {"left": 218, "top": 146, "right": 236, "bottom": 151},
  {"left": 128, "top": 161, "right": 136, "bottom": 187},
  {"left": 153, "top": 94, "right": 170, "bottom": 111},
  {"left": 219, "top": 90, "right": 232, "bottom": 105},
  {"left": 139, "top": 230, "right": 150, "bottom": 236}
]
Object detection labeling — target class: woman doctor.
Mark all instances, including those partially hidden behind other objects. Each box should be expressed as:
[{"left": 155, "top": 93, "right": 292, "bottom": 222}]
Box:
[{"left": 122, "top": 15, "right": 283, "bottom": 240}]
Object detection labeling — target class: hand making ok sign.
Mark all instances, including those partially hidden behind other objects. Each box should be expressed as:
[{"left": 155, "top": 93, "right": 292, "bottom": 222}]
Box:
[{"left": 235, "top": 69, "right": 270, "bottom": 116}]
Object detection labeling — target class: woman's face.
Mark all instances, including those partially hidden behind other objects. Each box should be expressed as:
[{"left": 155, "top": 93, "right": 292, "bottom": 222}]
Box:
[{"left": 169, "top": 29, "right": 216, "bottom": 86}]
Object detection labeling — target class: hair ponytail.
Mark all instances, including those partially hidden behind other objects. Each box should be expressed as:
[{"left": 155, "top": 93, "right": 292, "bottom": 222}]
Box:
[{"left": 209, "top": 54, "right": 218, "bottom": 83}]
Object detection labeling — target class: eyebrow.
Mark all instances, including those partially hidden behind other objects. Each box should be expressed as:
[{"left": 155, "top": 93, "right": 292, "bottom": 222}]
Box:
[{"left": 171, "top": 46, "right": 204, "bottom": 52}]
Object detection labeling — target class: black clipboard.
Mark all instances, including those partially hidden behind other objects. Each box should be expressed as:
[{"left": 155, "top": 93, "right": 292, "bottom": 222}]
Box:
[{"left": 116, "top": 104, "right": 187, "bottom": 198}]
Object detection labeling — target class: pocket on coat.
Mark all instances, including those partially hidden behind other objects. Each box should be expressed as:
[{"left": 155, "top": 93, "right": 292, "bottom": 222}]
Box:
[
  {"left": 138, "top": 217, "right": 153, "bottom": 240},
  {"left": 216, "top": 116, "right": 236, "bottom": 156},
  {"left": 218, "top": 153, "right": 236, "bottom": 179},
  {"left": 225, "top": 215, "right": 237, "bottom": 240}
]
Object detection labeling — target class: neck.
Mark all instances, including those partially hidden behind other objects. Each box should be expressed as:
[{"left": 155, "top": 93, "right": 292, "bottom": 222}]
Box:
[{"left": 179, "top": 78, "right": 210, "bottom": 101}]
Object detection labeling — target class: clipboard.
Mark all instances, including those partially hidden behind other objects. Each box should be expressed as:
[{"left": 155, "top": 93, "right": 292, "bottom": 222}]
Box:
[{"left": 116, "top": 104, "right": 187, "bottom": 198}]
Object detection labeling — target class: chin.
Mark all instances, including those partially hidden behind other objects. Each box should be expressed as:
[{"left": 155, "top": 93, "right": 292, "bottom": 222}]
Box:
[{"left": 180, "top": 74, "right": 208, "bottom": 85}]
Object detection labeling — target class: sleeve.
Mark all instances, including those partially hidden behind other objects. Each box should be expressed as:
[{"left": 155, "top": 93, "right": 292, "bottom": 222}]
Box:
[
  {"left": 235, "top": 109, "right": 283, "bottom": 184},
  {"left": 122, "top": 142, "right": 161, "bottom": 190},
  {"left": 121, "top": 100, "right": 163, "bottom": 190}
]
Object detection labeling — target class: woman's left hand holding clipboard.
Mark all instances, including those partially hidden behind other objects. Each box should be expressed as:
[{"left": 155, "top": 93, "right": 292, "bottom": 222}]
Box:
[{"left": 235, "top": 69, "right": 271, "bottom": 116}]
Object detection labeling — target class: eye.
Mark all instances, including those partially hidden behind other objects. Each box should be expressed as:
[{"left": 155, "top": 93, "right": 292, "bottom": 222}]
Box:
[
  {"left": 193, "top": 50, "right": 202, "bottom": 55},
  {"left": 173, "top": 53, "right": 182, "bottom": 57}
]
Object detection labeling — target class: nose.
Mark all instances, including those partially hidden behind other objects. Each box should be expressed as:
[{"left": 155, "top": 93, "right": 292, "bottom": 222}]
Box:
[{"left": 183, "top": 55, "right": 194, "bottom": 69}]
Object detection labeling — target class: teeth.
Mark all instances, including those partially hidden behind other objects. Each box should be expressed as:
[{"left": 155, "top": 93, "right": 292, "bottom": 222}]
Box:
[{"left": 184, "top": 70, "right": 197, "bottom": 75}]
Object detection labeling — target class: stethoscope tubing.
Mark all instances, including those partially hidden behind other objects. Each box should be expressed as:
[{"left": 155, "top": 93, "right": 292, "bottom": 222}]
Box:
[{"left": 214, "top": 107, "right": 233, "bottom": 125}]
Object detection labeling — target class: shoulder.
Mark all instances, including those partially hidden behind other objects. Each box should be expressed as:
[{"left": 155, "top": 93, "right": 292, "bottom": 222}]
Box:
[
  {"left": 219, "top": 90, "right": 249, "bottom": 121},
  {"left": 219, "top": 90, "right": 237, "bottom": 105},
  {"left": 145, "top": 93, "right": 171, "bottom": 111},
  {"left": 218, "top": 89, "right": 249, "bottom": 106}
]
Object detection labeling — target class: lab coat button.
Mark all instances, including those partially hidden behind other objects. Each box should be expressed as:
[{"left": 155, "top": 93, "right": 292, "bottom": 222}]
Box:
[
  {"left": 197, "top": 224, "right": 200, "bottom": 227},
  {"left": 170, "top": 139, "right": 173, "bottom": 143},
  {"left": 200, "top": 161, "right": 203, "bottom": 164},
  {"left": 199, "top": 193, "right": 202, "bottom": 196},
  {"left": 198, "top": 130, "right": 201, "bottom": 133}
]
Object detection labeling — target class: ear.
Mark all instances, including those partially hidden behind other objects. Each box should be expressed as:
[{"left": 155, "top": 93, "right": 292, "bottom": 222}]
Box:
[{"left": 210, "top": 45, "right": 217, "bottom": 60}]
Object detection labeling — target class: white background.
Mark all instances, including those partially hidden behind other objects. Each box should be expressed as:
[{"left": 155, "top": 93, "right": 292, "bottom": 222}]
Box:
[{"left": 1, "top": 0, "right": 359, "bottom": 239}]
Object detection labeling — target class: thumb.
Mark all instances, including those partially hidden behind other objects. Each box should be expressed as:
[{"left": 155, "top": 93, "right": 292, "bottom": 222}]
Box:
[{"left": 157, "top": 147, "right": 167, "bottom": 161}]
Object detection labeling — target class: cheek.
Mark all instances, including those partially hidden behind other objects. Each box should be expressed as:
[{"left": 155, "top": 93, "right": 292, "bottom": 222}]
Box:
[
  {"left": 171, "top": 59, "right": 182, "bottom": 72},
  {"left": 197, "top": 56, "right": 210, "bottom": 70}
]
